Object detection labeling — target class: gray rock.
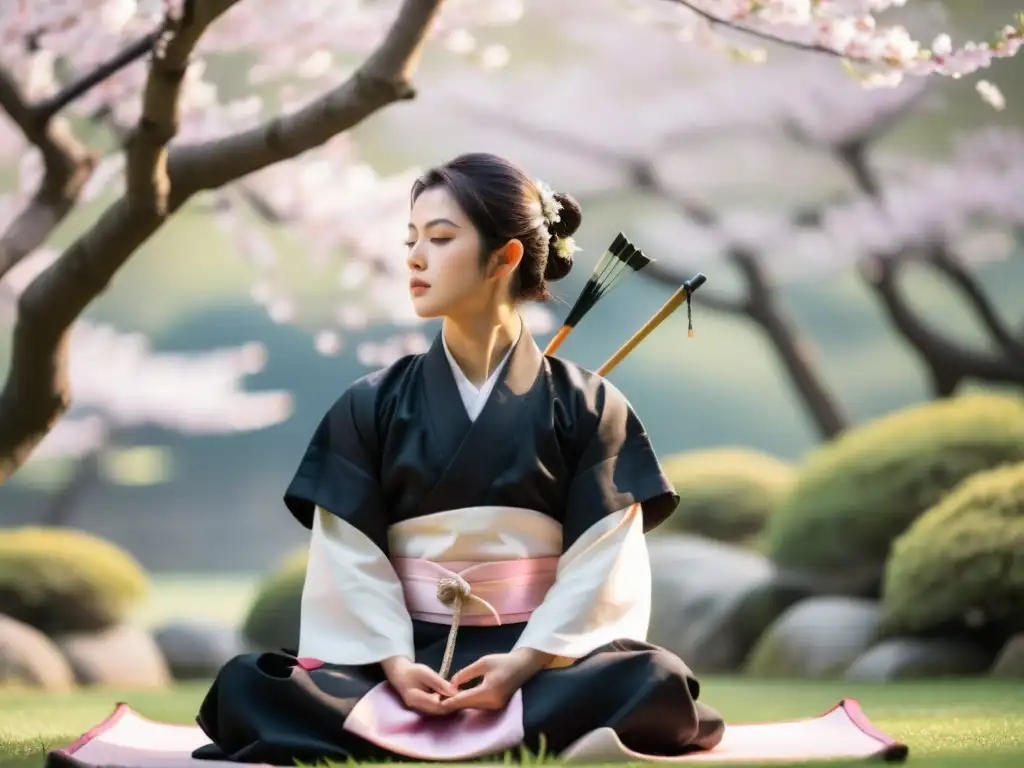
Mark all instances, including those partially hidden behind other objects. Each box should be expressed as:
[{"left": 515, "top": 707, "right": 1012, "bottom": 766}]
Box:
[
  {"left": 844, "top": 637, "right": 993, "bottom": 681},
  {"left": 56, "top": 624, "right": 171, "bottom": 689},
  {"left": 647, "top": 535, "right": 812, "bottom": 672},
  {"left": 0, "top": 614, "right": 75, "bottom": 691},
  {"left": 153, "top": 621, "right": 244, "bottom": 680},
  {"left": 745, "top": 596, "right": 882, "bottom": 678},
  {"left": 991, "top": 634, "right": 1024, "bottom": 679}
]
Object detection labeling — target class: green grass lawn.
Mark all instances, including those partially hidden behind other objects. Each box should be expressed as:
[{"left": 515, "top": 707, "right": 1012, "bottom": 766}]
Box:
[{"left": 1, "top": 678, "right": 1021, "bottom": 767}]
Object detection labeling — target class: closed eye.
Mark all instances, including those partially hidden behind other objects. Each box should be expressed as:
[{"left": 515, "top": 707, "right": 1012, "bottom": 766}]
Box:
[{"left": 405, "top": 236, "right": 454, "bottom": 248}]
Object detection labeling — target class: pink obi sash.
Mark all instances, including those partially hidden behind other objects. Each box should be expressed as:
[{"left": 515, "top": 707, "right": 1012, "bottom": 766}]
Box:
[{"left": 391, "top": 557, "right": 559, "bottom": 625}]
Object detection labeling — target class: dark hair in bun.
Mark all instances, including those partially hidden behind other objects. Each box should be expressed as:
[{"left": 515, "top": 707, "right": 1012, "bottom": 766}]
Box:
[
  {"left": 411, "top": 153, "right": 582, "bottom": 302},
  {"left": 543, "top": 191, "right": 582, "bottom": 282}
]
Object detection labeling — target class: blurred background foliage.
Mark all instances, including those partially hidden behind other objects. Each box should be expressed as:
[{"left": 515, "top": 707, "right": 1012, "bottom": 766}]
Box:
[{"left": 0, "top": 0, "right": 1021, "bottom": 578}]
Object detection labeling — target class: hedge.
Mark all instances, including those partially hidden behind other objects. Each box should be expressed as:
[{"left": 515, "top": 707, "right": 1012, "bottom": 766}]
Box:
[
  {"left": 660, "top": 448, "right": 794, "bottom": 543},
  {"left": 762, "top": 393, "right": 1024, "bottom": 593},
  {"left": 241, "top": 549, "right": 307, "bottom": 652},
  {"left": 0, "top": 527, "right": 148, "bottom": 635},
  {"left": 880, "top": 460, "right": 1024, "bottom": 644}
]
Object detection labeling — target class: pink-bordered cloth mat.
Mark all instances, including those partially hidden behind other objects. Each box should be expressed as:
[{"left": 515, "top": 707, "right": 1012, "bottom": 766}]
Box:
[{"left": 46, "top": 697, "right": 908, "bottom": 766}]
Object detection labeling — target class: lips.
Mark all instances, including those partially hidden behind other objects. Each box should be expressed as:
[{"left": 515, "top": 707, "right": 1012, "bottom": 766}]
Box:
[{"left": 409, "top": 279, "right": 430, "bottom": 290}]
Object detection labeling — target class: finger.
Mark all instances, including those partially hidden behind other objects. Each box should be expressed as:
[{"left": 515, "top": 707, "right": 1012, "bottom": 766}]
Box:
[
  {"left": 440, "top": 683, "right": 501, "bottom": 712},
  {"left": 450, "top": 659, "right": 490, "bottom": 688},
  {"left": 404, "top": 689, "right": 447, "bottom": 716},
  {"left": 412, "top": 667, "right": 459, "bottom": 697}
]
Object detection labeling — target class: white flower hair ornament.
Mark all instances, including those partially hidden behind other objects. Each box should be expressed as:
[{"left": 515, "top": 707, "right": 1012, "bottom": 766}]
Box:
[{"left": 534, "top": 179, "right": 581, "bottom": 262}]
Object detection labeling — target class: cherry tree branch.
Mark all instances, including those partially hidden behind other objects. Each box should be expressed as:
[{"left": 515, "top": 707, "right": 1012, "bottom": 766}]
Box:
[
  {"left": 236, "top": 184, "right": 290, "bottom": 224},
  {"left": 860, "top": 254, "right": 1024, "bottom": 395},
  {"left": 0, "top": 0, "right": 445, "bottom": 485},
  {"left": 167, "top": 0, "right": 442, "bottom": 199},
  {"left": 0, "top": 68, "right": 96, "bottom": 282},
  {"left": 656, "top": 0, "right": 841, "bottom": 56},
  {"left": 837, "top": 142, "right": 1024, "bottom": 394},
  {"left": 0, "top": 28, "right": 162, "bottom": 283},
  {"left": 926, "top": 245, "right": 1024, "bottom": 362},
  {"left": 35, "top": 31, "right": 160, "bottom": 122}
]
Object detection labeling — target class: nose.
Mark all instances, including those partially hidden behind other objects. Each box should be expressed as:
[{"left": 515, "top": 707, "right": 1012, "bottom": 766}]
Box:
[{"left": 406, "top": 241, "right": 426, "bottom": 272}]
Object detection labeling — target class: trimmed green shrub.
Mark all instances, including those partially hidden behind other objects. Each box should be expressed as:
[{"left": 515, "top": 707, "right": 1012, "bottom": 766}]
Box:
[
  {"left": 241, "top": 549, "right": 307, "bottom": 652},
  {"left": 0, "top": 527, "right": 148, "bottom": 635},
  {"left": 763, "top": 394, "right": 1024, "bottom": 594},
  {"left": 660, "top": 448, "right": 795, "bottom": 543},
  {"left": 880, "top": 461, "right": 1024, "bottom": 643}
]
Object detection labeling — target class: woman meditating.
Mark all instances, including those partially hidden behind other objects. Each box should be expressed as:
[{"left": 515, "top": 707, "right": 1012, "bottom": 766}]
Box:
[{"left": 193, "top": 152, "right": 726, "bottom": 763}]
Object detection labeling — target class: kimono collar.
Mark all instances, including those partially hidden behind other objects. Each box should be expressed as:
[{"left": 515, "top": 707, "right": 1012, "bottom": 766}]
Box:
[
  {"left": 441, "top": 326, "right": 516, "bottom": 395},
  {"left": 425, "top": 315, "right": 542, "bottom": 400}
]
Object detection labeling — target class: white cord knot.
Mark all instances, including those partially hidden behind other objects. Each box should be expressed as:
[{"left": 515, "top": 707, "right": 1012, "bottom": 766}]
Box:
[{"left": 436, "top": 574, "right": 472, "bottom": 606}]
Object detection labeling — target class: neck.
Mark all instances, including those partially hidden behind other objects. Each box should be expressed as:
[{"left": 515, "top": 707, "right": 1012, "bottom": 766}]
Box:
[{"left": 443, "top": 303, "right": 522, "bottom": 388}]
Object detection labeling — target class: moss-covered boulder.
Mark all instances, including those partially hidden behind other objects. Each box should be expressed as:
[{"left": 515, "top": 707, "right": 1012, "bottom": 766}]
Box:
[
  {"left": 0, "top": 527, "right": 148, "bottom": 635},
  {"left": 660, "top": 448, "right": 795, "bottom": 544},
  {"left": 880, "top": 461, "right": 1024, "bottom": 645},
  {"left": 241, "top": 549, "right": 307, "bottom": 652},
  {"left": 763, "top": 394, "right": 1024, "bottom": 595}
]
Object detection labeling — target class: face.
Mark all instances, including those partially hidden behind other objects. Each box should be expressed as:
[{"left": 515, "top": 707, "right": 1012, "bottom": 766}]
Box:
[{"left": 405, "top": 186, "right": 516, "bottom": 319}]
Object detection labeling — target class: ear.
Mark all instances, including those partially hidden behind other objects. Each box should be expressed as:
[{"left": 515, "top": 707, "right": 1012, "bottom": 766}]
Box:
[{"left": 489, "top": 239, "right": 524, "bottom": 280}]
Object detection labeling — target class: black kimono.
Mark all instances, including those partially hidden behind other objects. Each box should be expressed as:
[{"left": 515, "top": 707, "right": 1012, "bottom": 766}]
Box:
[{"left": 193, "top": 324, "right": 725, "bottom": 763}]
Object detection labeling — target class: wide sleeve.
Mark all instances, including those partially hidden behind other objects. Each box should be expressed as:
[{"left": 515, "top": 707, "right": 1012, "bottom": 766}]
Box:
[
  {"left": 512, "top": 503, "right": 650, "bottom": 660},
  {"left": 561, "top": 378, "right": 679, "bottom": 551},
  {"left": 298, "top": 507, "right": 415, "bottom": 665},
  {"left": 285, "top": 378, "right": 414, "bottom": 665},
  {"left": 283, "top": 380, "right": 389, "bottom": 554}
]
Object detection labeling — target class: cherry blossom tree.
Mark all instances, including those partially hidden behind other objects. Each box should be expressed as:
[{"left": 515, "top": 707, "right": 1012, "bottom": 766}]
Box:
[
  {"left": 435, "top": 47, "right": 1023, "bottom": 438},
  {"left": 0, "top": 246, "right": 293, "bottom": 523},
  {"left": 0, "top": 0, "right": 524, "bottom": 485},
  {"left": 0, "top": 0, "right": 1021, "bottom": 487}
]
